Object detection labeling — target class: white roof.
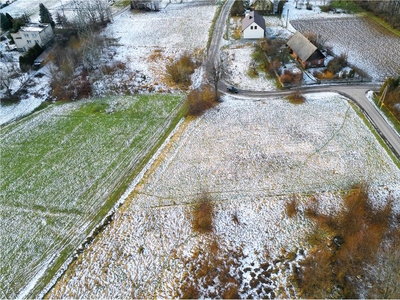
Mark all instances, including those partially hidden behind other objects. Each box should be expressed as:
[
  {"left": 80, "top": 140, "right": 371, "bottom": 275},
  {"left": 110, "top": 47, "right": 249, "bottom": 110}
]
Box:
[{"left": 20, "top": 24, "right": 49, "bottom": 32}]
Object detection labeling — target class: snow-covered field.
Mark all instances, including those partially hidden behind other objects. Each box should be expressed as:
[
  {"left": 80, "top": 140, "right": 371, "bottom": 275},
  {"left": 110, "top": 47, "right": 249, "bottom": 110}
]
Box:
[
  {"left": 49, "top": 93, "right": 400, "bottom": 298},
  {"left": 1, "top": 0, "right": 400, "bottom": 298},
  {"left": 1, "top": 2, "right": 218, "bottom": 298}
]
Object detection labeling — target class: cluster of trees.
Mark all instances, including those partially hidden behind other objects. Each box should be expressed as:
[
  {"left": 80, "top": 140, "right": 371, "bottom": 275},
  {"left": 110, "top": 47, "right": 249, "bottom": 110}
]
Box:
[
  {"left": 1, "top": 0, "right": 112, "bottom": 102},
  {"left": 0, "top": 12, "right": 30, "bottom": 35},
  {"left": 355, "top": 0, "right": 400, "bottom": 29},
  {"left": 0, "top": 3, "right": 55, "bottom": 33}
]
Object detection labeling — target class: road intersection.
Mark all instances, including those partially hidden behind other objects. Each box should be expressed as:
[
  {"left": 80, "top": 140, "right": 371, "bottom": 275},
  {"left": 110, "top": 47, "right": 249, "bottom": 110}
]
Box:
[{"left": 207, "top": 0, "right": 400, "bottom": 161}]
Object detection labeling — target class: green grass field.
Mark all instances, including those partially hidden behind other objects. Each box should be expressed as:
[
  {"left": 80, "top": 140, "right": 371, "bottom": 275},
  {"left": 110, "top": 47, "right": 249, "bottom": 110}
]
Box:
[{"left": 0, "top": 94, "right": 184, "bottom": 298}]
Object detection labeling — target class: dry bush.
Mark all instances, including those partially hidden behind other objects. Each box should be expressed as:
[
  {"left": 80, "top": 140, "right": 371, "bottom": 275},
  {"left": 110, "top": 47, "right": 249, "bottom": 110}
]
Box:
[
  {"left": 165, "top": 52, "right": 197, "bottom": 88},
  {"left": 192, "top": 194, "right": 214, "bottom": 233},
  {"left": 287, "top": 89, "right": 305, "bottom": 104},
  {"left": 268, "top": 58, "right": 281, "bottom": 76},
  {"left": 232, "top": 28, "right": 242, "bottom": 40},
  {"left": 279, "top": 69, "right": 302, "bottom": 84},
  {"left": 327, "top": 53, "right": 348, "bottom": 74},
  {"left": 314, "top": 70, "right": 335, "bottom": 79},
  {"left": 293, "top": 184, "right": 395, "bottom": 298},
  {"left": 379, "top": 77, "right": 400, "bottom": 121},
  {"left": 286, "top": 195, "right": 298, "bottom": 218},
  {"left": 185, "top": 84, "right": 218, "bottom": 117}
]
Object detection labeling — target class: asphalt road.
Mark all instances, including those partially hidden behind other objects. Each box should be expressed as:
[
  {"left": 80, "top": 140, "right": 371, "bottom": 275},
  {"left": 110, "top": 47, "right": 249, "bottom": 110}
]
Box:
[{"left": 207, "top": 1, "right": 400, "bottom": 161}]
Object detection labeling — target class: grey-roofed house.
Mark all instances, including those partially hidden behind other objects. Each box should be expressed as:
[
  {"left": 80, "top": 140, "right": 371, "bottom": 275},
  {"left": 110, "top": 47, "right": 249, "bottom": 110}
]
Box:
[
  {"left": 242, "top": 11, "right": 266, "bottom": 39},
  {"left": 286, "top": 31, "right": 325, "bottom": 68}
]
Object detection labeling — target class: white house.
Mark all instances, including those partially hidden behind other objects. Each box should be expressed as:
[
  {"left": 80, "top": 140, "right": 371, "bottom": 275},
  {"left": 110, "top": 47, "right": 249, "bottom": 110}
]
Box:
[
  {"left": 11, "top": 23, "right": 54, "bottom": 52},
  {"left": 242, "top": 11, "right": 266, "bottom": 39}
]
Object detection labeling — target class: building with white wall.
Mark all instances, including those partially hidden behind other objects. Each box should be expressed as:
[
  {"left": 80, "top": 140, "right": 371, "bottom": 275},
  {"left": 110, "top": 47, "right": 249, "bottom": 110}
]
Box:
[
  {"left": 11, "top": 23, "right": 54, "bottom": 52},
  {"left": 242, "top": 11, "right": 266, "bottom": 39}
]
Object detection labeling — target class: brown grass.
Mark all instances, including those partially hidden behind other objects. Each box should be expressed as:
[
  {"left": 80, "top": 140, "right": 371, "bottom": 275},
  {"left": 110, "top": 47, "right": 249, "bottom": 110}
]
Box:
[
  {"left": 178, "top": 236, "right": 242, "bottom": 299},
  {"left": 148, "top": 49, "right": 163, "bottom": 61}
]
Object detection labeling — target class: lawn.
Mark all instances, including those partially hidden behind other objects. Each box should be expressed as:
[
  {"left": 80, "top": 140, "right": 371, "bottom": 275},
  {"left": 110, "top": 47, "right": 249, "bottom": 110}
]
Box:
[{"left": 0, "top": 94, "right": 183, "bottom": 298}]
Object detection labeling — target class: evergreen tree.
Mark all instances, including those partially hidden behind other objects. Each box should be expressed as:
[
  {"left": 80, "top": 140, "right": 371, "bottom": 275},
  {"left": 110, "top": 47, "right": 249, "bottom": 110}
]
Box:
[
  {"left": 55, "top": 11, "right": 68, "bottom": 27},
  {"left": 39, "top": 3, "right": 55, "bottom": 28},
  {"left": 1, "top": 13, "right": 13, "bottom": 31}
]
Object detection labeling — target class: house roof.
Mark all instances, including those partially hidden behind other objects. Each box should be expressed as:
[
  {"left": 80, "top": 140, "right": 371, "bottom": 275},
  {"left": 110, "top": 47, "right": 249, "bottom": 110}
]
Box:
[
  {"left": 242, "top": 11, "right": 266, "bottom": 32},
  {"left": 287, "top": 31, "right": 325, "bottom": 62},
  {"left": 19, "top": 23, "right": 50, "bottom": 33}
]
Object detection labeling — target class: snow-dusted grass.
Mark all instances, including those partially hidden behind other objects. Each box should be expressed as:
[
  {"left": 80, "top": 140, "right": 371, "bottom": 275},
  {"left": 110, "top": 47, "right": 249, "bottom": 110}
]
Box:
[
  {"left": 290, "top": 17, "right": 400, "bottom": 81},
  {"left": 0, "top": 94, "right": 183, "bottom": 299},
  {"left": 97, "top": 4, "right": 217, "bottom": 94},
  {"left": 48, "top": 93, "right": 400, "bottom": 298},
  {"left": 222, "top": 44, "right": 277, "bottom": 91}
]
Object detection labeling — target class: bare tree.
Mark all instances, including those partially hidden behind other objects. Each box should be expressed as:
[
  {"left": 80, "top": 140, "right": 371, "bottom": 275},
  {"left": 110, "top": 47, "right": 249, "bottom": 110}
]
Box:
[
  {"left": 208, "top": 59, "right": 221, "bottom": 101},
  {"left": 0, "top": 55, "right": 22, "bottom": 96}
]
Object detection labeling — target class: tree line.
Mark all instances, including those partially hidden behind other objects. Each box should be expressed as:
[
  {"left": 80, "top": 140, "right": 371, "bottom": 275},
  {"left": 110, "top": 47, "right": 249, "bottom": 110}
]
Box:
[{"left": 354, "top": 0, "right": 400, "bottom": 29}]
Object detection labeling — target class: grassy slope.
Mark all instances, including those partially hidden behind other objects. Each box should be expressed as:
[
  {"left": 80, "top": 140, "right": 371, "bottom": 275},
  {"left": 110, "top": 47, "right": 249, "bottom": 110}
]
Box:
[{"left": 0, "top": 94, "right": 184, "bottom": 298}]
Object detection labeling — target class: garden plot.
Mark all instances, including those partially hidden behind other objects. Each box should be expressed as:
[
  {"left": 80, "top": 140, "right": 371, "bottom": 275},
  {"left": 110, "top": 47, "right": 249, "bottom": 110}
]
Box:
[
  {"left": 0, "top": 94, "right": 183, "bottom": 299},
  {"left": 221, "top": 44, "right": 276, "bottom": 91},
  {"left": 290, "top": 17, "right": 400, "bottom": 81},
  {"left": 48, "top": 93, "right": 400, "bottom": 298}
]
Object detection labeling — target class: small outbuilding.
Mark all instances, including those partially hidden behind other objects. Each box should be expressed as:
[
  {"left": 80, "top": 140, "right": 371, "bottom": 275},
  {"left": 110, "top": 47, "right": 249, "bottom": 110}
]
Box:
[
  {"left": 242, "top": 11, "right": 266, "bottom": 39},
  {"left": 286, "top": 31, "right": 325, "bottom": 68}
]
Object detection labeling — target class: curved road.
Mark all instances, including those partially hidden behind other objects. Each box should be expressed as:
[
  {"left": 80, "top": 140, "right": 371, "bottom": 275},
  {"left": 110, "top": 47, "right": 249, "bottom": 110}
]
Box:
[{"left": 207, "top": 0, "right": 400, "bottom": 161}]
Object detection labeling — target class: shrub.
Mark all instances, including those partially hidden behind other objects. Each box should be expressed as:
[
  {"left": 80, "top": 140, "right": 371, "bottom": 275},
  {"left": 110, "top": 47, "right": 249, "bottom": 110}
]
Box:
[
  {"left": 231, "top": 0, "right": 245, "bottom": 16},
  {"left": 320, "top": 4, "right": 332, "bottom": 12},
  {"left": 292, "top": 184, "right": 395, "bottom": 298},
  {"left": 287, "top": 89, "right": 305, "bottom": 104},
  {"left": 165, "top": 52, "right": 197, "bottom": 88},
  {"left": 280, "top": 69, "right": 302, "bottom": 84},
  {"left": 185, "top": 84, "right": 218, "bottom": 117},
  {"left": 286, "top": 195, "right": 298, "bottom": 217},
  {"left": 192, "top": 194, "right": 214, "bottom": 233},
  {"left": 327, "top": 53, "right": 348, "bottom": 74},
  {"left": 314, "top": 70, "right": 335, "bottom": 79}
]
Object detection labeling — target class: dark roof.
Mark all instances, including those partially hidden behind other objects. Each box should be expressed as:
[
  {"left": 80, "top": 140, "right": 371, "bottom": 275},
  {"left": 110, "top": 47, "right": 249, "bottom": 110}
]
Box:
[
  {"left": 287, "top": 31, "right": 325, "bottom": 62},
  {"left": 307, "top": 49, "right": 325, "bottom": 61},
  {"left": 242, "top": 11, "right": 266, "bottom": 32}
]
